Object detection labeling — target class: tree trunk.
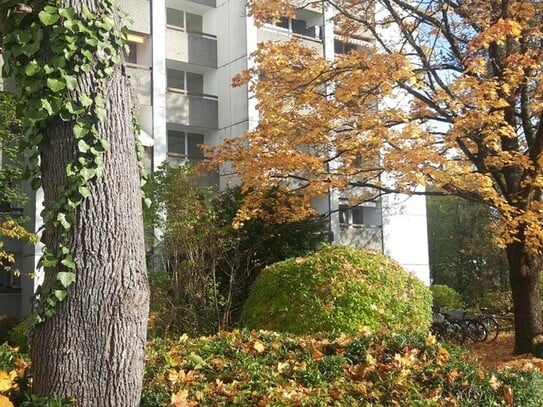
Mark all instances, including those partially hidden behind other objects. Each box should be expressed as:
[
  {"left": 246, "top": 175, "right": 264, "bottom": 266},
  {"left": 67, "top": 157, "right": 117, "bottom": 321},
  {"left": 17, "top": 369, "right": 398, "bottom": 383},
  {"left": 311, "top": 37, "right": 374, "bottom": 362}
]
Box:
[
  {"left": 29, "top": 2, "right": 149, "bottom": 405},
  {"left": 506, "top": 242, "right": 543, "bottom": 354}
]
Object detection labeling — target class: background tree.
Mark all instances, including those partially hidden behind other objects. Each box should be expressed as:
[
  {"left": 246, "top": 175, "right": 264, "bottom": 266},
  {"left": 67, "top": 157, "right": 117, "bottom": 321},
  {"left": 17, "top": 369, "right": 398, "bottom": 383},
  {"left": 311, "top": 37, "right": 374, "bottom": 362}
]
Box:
[
  {"left": 1, "top": 0, "right": 148, "bottom": 404},
  {"left": 207, "top": 0, "right": 543, "bottom": 353},
  {"left": 427, "top": 194, "right": 509, "bottom": 302}
]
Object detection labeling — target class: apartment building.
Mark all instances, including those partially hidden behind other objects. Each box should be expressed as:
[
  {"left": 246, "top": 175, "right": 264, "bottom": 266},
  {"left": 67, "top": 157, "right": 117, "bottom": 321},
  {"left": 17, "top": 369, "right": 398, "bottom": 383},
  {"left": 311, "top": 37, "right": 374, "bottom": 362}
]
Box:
[{"left": 0, "top": 0, "right": 429, "bottom": 318}]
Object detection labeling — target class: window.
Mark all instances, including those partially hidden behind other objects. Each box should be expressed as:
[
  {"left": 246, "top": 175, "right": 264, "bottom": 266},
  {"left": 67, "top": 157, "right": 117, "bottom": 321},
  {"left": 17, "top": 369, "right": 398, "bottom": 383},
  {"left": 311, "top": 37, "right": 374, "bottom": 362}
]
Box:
[
  {"left": 125, "top": 33, "right": 148, "bottom": 65},
  {"left": 339, "top": 205, "right": 364, "bottom": 226},
  {"left": 275, "top": 17, "right": 313, "bottom": 37},
  {"left": 334, "top": 39, "right": 360, "bottom": 55},
  {"left": 126, "top": 42, "right": 138, "bottom": 64},
  {"left": 166, "top": 8, "right": 203, "bottom": 33},
  {"left": 167, "top": 69, "right": 204, "bottom": 95},
  {"left": 167, "top": 130, "right": 204, "bottom": 160}
]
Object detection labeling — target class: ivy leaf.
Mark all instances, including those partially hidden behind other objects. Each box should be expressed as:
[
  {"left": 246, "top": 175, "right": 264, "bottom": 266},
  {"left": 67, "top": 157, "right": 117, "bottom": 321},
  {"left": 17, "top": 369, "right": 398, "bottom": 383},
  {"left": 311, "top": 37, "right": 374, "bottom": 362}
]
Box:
[
  {"left": 77, "top": 139, "right": 90, "bottom": 153},
  {"left": 78, "top": 185, "right": 91, "bottom": 199},
  {"left": 80, "top": 94, "right": 93, "bottom": 107},
  {"left": 57, "top": 271, "right": 76, "bottom": 287},
  {"left": 60, "top": 255, "right": 76, "bottom": 270},
  {"left": 53, "top": 289, "right": 67, "bottom": 301},
  {"left": 47, "top": 78, "right": 66, "bottom": 92},
  {"left": 64, "top": 75, "right": 78, "bottom": 90},
  {"left": 25, "top": 60, "right": 41, "bottom": 76},
  {"left": 38, "top": 9, "right": 60, "bottom": 26},
  {"left": 73, "top": 123, "right": 89, "bottom": 138},
  {"left": 57, "top": 212, "right": 71, "bottom": 230}
]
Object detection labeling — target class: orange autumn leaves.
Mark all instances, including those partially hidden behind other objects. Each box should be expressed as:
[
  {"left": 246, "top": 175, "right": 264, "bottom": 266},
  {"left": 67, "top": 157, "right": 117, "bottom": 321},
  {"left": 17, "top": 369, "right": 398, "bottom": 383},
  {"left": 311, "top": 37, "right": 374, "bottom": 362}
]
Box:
[
  {"left": 204, "top": 0, "right": 543, "bottom": 253},
  {"left": 142, "top": 329, "right": 524, "bottom": 406},
  {"left": 0, "top": 346, "right": 30, "bottom": 407}
]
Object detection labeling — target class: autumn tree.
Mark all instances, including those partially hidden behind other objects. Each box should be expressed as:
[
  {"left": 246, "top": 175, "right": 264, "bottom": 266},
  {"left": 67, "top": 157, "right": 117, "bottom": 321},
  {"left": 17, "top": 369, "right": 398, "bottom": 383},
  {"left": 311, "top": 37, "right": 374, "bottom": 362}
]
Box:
[
  {"left": 207, "top": 0, "right": 543, "bottom": 353},
  {"left": 1, "top": 0, "right": 148, "bottom": 404}
]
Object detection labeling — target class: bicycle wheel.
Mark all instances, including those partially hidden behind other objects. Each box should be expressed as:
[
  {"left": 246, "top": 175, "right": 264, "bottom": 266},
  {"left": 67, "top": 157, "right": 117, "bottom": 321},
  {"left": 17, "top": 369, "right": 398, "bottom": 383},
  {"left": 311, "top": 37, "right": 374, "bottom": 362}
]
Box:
[
  {"left": 480, "top": 316, "right": 499, "bottom": 342},
  {"left": 463, "top": 319, "right": 487, "bottom": 343},
  {"left": 446, "top": 321, "right": 466, "bottom": 345}
]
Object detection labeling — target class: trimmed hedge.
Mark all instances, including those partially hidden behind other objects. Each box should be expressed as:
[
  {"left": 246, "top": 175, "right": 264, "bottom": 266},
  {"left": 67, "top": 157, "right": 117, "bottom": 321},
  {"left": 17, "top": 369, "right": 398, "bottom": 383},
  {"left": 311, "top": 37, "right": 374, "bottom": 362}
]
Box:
[
  {"left": 240, "top": 245, "right": 432, "bottom": 335},
  {"left": 431, "top": 284, "right": 464, "bottom": 310}
]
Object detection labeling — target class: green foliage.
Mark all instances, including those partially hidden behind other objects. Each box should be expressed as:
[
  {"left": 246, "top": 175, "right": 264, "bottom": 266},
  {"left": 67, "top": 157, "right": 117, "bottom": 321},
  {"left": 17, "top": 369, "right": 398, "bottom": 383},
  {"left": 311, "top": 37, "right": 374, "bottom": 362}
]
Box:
[
  {"left": 431, "top": 284, "right": 464, "bottom": 310},
  {"left": 141, "top": 330, "right": 543, "bottom": 406},
  {"left": 477, "top": 290, "right": 513, "bottom": 314},
  {"left": 240, "top": 245, "right": 432, "bottom": 335},
  {"left": 0, "top": 0, "right": 132, "bottom": 322},
  {"left": 7, "top": 319, "right": 29, "bottom": 353},
  {"left": 427, "top": 195, "right": 509, "bottom": 303},
  {"left": 0, "top": 92, "right": 25, "bottom": 207}
]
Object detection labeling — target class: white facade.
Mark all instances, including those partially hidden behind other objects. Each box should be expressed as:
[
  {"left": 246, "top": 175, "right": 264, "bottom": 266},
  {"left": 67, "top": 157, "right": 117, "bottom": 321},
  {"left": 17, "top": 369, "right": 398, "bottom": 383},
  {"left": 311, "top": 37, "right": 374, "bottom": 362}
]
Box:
[{"left": 0, "top": 0, "right": 430, "bottom": 318}]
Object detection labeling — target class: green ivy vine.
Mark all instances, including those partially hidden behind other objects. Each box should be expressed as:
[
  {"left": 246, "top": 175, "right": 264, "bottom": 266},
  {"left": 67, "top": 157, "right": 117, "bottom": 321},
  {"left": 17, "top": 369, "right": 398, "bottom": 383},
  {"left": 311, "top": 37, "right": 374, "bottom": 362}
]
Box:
[{"left": 0, "top": 0, "right": 131, "bottom": 323}]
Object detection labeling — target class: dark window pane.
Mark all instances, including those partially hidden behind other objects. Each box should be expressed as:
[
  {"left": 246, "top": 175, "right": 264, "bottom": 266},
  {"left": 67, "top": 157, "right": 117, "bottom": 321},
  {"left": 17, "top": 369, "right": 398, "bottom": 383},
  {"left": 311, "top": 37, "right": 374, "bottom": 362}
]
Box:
[
  {"left": 126, "top": 42, "right": 137, "bottom": 64},
  {"left": 167, "top": 69, "right": 185, "bottom": 89},
  {"left": 186, "top": 12, "right": 203, "bottom": 33},
  {"left": 352, "top": 207, "right": 364, "bottom": 225},
  {"left": 187, "top": 133, "right": 204, "bottom": 159},
  {"left": 291, "top": 18, "right": 306, "bottom": 35},
  {"left": 168, "top": 130, "right": 185, "bottom": 155},
  {"left": 166, "top": 8, "right": 184, "bottom": 28},
  {"left": 186, "top": 72, "right": 204, "bottom": 94},
  {"left": 276, "top": 17, "right": 289, "bottom": 29}
]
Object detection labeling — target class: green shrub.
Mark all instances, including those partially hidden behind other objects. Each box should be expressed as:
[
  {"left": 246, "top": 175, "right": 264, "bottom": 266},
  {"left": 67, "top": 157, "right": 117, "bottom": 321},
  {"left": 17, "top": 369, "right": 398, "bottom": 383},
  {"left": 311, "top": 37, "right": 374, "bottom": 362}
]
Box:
[
  {"left": 141, "top": 329, "right": 543, "bottom": 406},
  {"left": 431, "top": 284, "right": 463, "bottom": 310},
  {"left": 7, "top": 318, "right": 29, "bottom": 352},
  {"left": 477, "top": 290, "right": 513, "bottom": 314},
  {"left": 240, "top": 245, "right": 432, "bottom": 335}
]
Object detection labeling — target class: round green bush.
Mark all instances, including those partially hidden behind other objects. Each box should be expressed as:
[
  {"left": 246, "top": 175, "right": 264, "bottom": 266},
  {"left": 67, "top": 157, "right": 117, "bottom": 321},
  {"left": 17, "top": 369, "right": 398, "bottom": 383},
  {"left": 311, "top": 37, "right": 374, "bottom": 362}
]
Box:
[
  {"left": 240, "top": 245, "right": 432, "bottom": 335},
  {"left": 430, "top": 284, "right": 463, "bottom": 310}
]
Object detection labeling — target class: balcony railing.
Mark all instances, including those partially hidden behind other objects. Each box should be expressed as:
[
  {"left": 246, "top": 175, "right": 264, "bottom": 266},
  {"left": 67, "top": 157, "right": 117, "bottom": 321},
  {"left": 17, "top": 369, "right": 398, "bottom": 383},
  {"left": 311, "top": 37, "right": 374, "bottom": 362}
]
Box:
[
  {"left": 166, "top": 88, "right": 218, "bottom": 129},
  {"left": 165, "top": 26, "right": 217, "bottom": 68}
]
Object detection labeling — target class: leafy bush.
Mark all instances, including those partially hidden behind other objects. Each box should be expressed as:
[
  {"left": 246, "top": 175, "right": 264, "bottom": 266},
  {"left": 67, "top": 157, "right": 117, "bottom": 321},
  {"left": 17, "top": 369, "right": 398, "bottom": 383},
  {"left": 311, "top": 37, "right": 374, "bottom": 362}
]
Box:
[
  {"left": 7, "top": 319, "right": 29, "bottom": 353},
  {"left": 476, "top": 290, "right": 513, "bottom": 314},
  {"left": 431, "top": 284, "right": 464, "bottom": 310},
  {"left": 240, "top": 245, "right": 432, "bottom": 335},
  {"left": 141, "top": 329, "right": 543, "bottom": 406}
]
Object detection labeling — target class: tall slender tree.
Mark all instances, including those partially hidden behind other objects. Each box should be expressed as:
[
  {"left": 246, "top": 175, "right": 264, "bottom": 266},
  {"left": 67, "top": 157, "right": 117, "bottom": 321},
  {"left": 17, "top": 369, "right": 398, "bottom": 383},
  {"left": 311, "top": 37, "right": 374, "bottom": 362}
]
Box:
[
  {"left": 207, "top": 0, "right": 543, "bottom": 353},
  {"left": 1, "top": 0, "right": 148, "bottom": 404}
]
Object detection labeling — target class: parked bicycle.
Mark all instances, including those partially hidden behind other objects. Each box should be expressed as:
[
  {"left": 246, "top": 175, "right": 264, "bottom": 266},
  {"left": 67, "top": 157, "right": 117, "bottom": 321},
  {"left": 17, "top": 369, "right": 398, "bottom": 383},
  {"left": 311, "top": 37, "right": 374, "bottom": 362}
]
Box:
[{"left": 431, "top": 307, "right": 498, "bottom": 345}]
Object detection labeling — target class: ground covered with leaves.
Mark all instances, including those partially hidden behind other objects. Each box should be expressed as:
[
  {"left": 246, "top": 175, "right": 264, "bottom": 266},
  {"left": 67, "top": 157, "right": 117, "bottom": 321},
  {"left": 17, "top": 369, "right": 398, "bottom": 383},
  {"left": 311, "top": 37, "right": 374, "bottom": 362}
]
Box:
[
  {"left": 2, "top": 329, "right": 543, "bottom": 406},
  {"left": 142, "top": 329, "right": 543, "bottom": 406}
]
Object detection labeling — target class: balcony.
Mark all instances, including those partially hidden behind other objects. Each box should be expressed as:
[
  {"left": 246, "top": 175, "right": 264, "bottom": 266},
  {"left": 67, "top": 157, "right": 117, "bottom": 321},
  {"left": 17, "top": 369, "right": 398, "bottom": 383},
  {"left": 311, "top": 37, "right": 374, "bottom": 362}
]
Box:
[
  {"left": 126, "top": 64, "right": 152, "bottom": 106},
  {"left": 166, "top": 90, "right": 218, "bottom": 129},
  {"left": 117, "top": 0, "right": 151, "bottom": 34},
  {"left": 186, "top": 0, "right": 216, "bottom": 7},
  {"left": 338, "top": 224, "right": 383, "bottom": 252},
  {"left": 165, "top": 26, "right": 217, "bottom": 68}
]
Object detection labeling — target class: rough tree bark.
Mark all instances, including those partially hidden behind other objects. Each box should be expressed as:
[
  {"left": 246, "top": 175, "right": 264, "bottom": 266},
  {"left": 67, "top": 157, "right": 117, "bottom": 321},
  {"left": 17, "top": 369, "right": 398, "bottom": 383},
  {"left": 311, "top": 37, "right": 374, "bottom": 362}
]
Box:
[
  {"left": 506, "top": 243, "right": 543, "bottom": 354},
  {"left": 27, "top": 1, "right": 149, "bottom": 405}
]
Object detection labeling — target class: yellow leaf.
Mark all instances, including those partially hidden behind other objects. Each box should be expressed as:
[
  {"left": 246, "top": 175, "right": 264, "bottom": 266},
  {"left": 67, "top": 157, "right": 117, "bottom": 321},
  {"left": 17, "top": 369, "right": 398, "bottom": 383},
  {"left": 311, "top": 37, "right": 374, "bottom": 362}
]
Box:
[
  {"left": 252, "top": 339, "right": 265, "bottom": 354},
  {"left": 0, "top": 395, "right": 14, "bottom": 407},
  {"left": 171, "top": 389, "right": 190, "bottom": 407},
  {"left": 0, "top": 371, "right": 16, "bottom": 393}
]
